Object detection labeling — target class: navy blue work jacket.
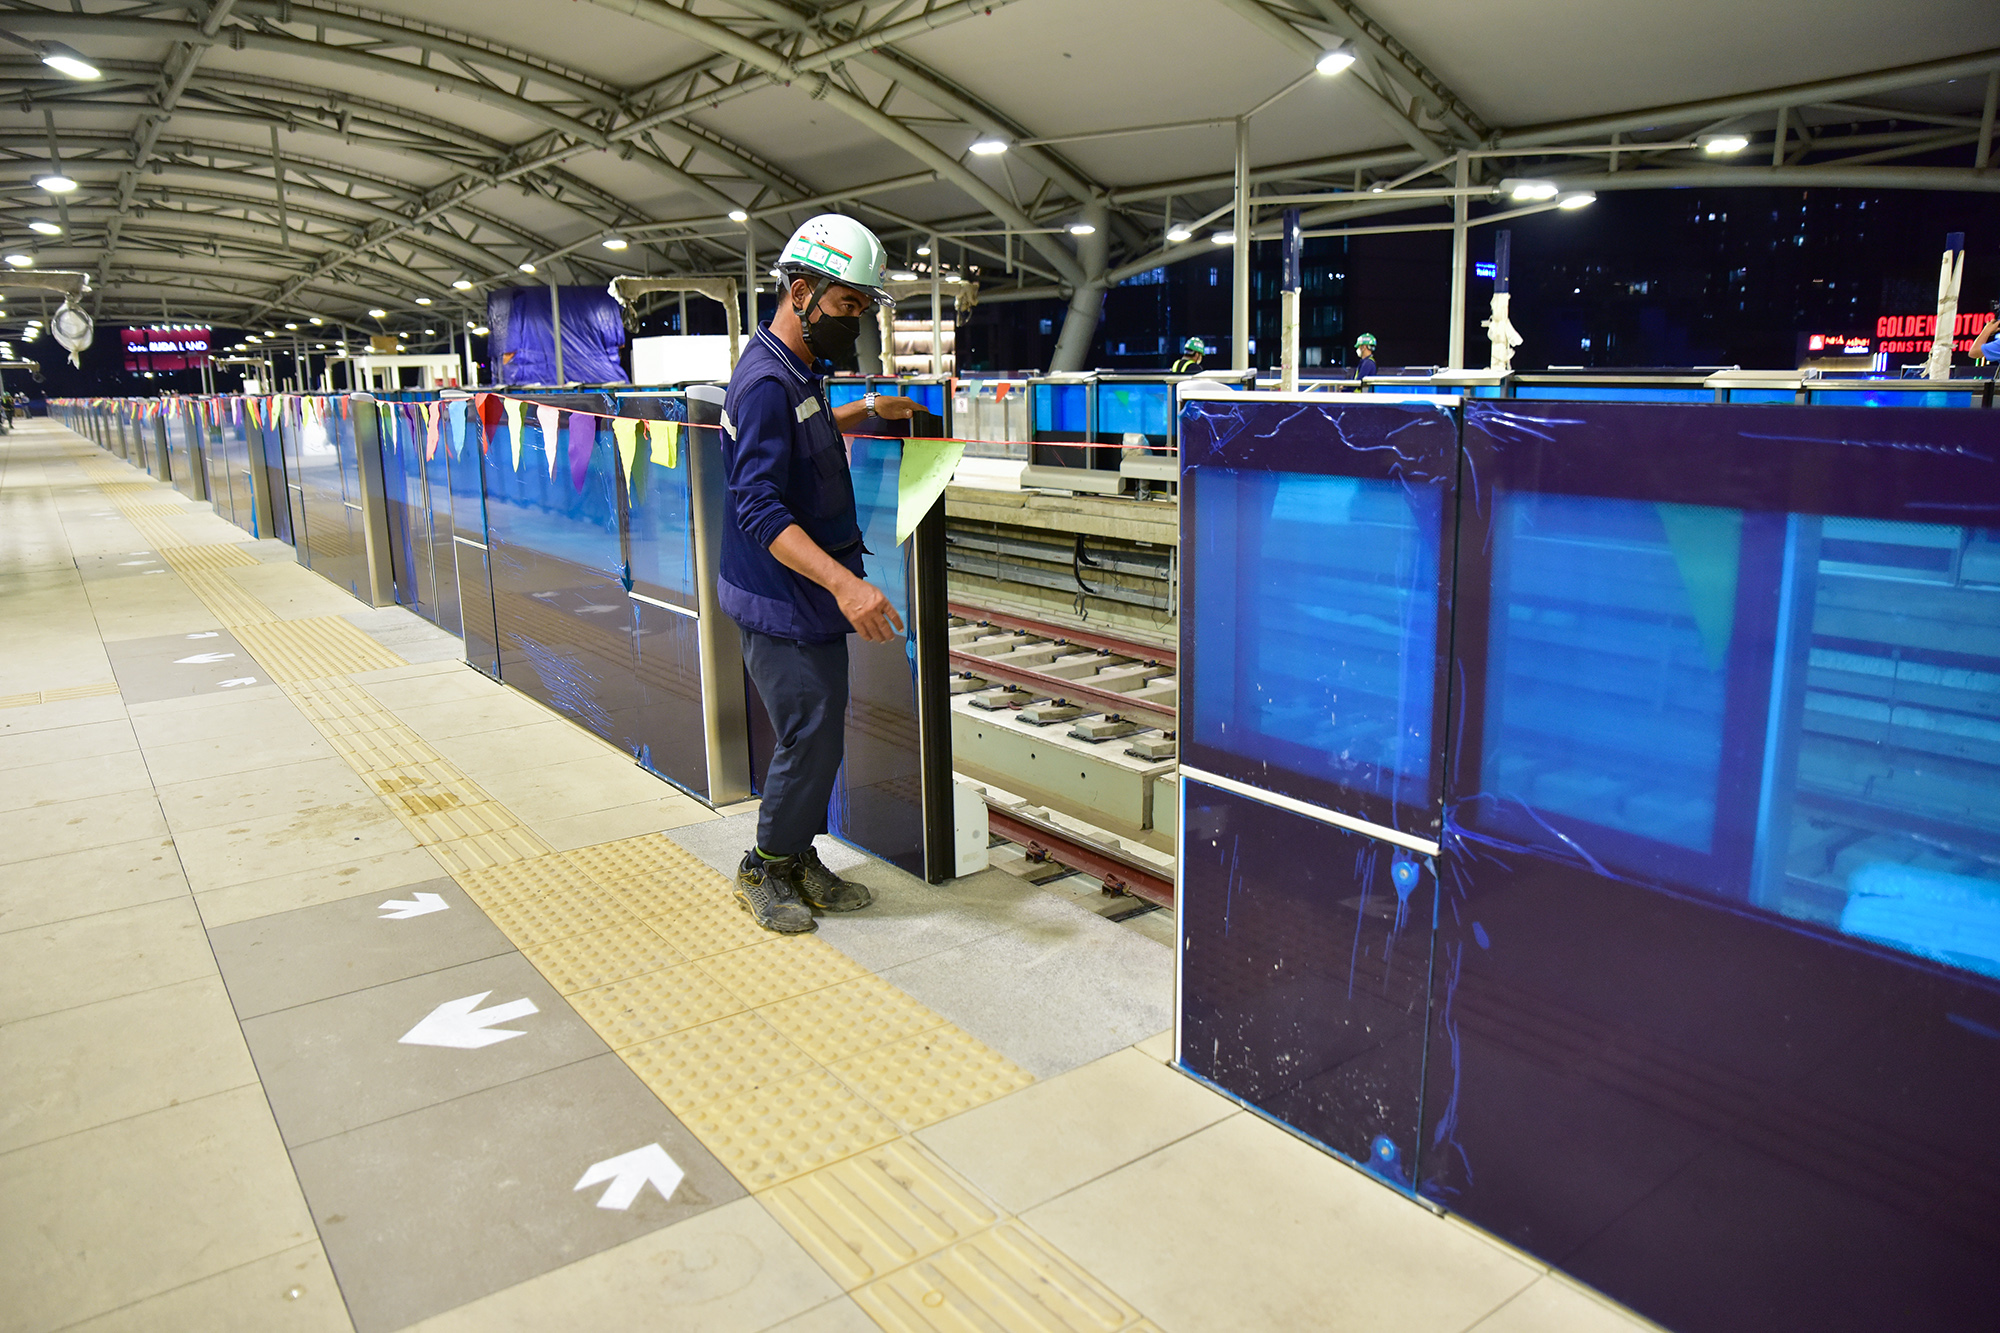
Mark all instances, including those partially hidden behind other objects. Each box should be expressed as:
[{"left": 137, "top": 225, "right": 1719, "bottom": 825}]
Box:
[{"left": 718, "top": 323, "right": 865, "bottom": 643}]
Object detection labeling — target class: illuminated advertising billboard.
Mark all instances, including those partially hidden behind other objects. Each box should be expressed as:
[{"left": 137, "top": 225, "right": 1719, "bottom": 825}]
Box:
[{"left": 123, "top": 325, "right": 211, "bottom": 372}]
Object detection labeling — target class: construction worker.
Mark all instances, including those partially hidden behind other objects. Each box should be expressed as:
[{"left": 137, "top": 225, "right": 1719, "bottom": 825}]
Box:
[
  {"left": 718, "top": 214, "right": 918, "bottom": 933},
  {"left": 1354, "top": 333, "right": 1379, "bottom": 380},
  {"left": 1172, "top": 337, "right": 1207, "bottom": 374}
]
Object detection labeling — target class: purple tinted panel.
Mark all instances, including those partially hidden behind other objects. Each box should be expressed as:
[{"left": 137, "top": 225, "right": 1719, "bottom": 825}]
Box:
[{"left": 1181, "top": 778, "right": 1435, "bottom": 1189}]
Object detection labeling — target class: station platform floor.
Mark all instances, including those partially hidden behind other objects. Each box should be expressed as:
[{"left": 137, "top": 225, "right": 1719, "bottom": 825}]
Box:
[{"left": 1, "top": 419, "right": 1658, "bottom": 1333}]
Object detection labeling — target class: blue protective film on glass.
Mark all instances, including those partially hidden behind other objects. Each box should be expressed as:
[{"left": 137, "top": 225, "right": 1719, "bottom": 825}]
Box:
[
  {"left": 1034, "top": 382, "right": 1088, "bottom": 434},
  {"left": 1514, "top": 384, "right": 1713, "bottom": 403},
  {"left": 1180, "top": 394, "right": 1457, "bottom": 834},
  {"left": 1095, "top": 382, "right": 1171, "bottom": 438}
]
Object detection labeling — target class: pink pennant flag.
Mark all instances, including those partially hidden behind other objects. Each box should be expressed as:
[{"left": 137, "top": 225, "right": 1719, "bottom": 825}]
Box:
[{"left": 425, "top": 403, "right": 441, "bottom": 460}]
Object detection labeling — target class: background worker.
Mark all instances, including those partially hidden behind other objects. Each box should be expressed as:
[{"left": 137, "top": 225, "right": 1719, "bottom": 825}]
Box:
[
  {"left": 1172, "top": 336, "right": 1207, "bottom": 373},
  {"left": 1354, "top": 332, "right": 1378, "bottom": 380},
  {"left": 718, "top": 213, "right": 919, "bottom": 933}
]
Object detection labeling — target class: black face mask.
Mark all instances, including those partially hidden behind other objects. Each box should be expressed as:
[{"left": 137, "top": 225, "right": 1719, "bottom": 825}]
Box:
[{"left": 799, "top": 305, "right": 861, "bottom": 365}]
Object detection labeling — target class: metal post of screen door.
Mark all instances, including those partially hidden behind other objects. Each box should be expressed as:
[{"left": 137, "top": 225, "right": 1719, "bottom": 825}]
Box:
[
  {"left": 930, "top": 233, "right": 943, "bottom": 377},
  {"left": 1231, "top": 116, "right": 1250, "bottom": 372},
  {"left": 1448, "top": 152, "right": 1469, "bottom": 370}
]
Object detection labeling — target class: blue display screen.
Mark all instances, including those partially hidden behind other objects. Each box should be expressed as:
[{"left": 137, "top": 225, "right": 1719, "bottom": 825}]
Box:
[
  {"left": 1095, "top": 382, "right": 1171, "bottom": 439},
  {"left": 1035, "top": 382, "right": 1088, "bottom": 433}
]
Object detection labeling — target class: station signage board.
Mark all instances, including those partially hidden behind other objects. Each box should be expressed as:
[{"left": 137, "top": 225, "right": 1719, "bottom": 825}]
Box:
[{"left": 123, "top": 325, "right": 211, "bottom": 372}]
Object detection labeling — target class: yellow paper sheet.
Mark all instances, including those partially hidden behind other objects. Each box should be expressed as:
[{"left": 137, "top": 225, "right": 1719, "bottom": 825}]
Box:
[{"left": 896, "top": 437, "right": 967, "bottom": 545}]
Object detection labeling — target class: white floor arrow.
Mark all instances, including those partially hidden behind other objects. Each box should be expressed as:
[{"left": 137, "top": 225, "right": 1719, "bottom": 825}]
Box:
[
  {"left": 398, "top": 991, "right": 537, "bottom": 1048},
  {"left": 174, "top": 651, "right": 237, "bottom": 664},
  {"left": 219, "top": 677, "right": 259, "bottom": 688},
  {"left": 574, "top": 1143, "right": 684, "bottom": 1210},
  {"left": 378, "top": 891, "right": 449, "bottom": 920}
]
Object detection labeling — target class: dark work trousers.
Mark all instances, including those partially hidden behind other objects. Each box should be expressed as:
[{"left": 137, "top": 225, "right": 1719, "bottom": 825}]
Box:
[{"left": 741, "top": 626, "right": 850, "bottom": 857}]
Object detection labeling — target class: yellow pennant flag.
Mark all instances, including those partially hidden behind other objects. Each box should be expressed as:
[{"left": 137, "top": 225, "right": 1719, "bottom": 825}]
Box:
[
  {"left": 611, "top": 416, "right": 640, "bottom": 490},
  {"left": 647, "top": 419, "right": 680, "bottom": 470},
  {"left": 503, "top": 397, "right": 525, "bottom": 472}
]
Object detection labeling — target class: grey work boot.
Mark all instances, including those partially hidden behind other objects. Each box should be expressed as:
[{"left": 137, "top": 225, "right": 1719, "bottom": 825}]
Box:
[
  {"left": 734, "top": 851, "right": 816, "bottom": 934},
  {"left": 795, "top": 845, "right": 872, "bottom": 913}
]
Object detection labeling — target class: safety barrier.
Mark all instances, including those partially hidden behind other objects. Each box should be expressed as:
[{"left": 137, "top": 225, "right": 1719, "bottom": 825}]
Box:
[
  {"left": 52, "top": 388, "right": 958, "bottom": 882},
  {"left": 1177, "top": 387, "right": 2000, "bottom": 1333}
]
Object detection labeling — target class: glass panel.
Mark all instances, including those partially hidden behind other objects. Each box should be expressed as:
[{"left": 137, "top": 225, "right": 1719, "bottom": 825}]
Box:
[
  {"left": 1034, "top": 382, "right": 1088, "bottom": 434},
  {"left": 1094, "top": 382, "right": 1171, "bottom": 440},
  {"left": 1808, "top": 386, "right": 1978, "bottom": 409},
  {"left": 1179, "top": 396, "right": 1456, "bottom": 835},
  {"left": 1514, "top": 384, "right": 1713, "bottom": 403}
]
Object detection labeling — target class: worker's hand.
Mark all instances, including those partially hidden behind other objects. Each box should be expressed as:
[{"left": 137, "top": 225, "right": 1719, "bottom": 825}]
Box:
[
  {"left": 872, "top": 395, "right": 918, "bottom": 421},
  {"left": 837, "top": 577, "right": 905, "bottom": 643}
]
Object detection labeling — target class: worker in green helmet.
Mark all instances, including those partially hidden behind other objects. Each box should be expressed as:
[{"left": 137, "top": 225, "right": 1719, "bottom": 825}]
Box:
[
  {"left": 1355, "top": 333, "right": 1378, "bottom": 380},
  {"left": 1172, "top": 336, "right": 1207, "bottom": 374}
]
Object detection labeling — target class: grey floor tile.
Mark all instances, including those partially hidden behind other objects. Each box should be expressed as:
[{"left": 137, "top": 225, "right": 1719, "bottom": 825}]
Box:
[
  {"left": 105, "top": 629, "right": 265, "bottom": 704},
  {"left": 239, "top": 952, "right": 608, "bottom": 1146},
  {"left": 879, "top": 898, "right": 1174, "bottom": 1080},
  {"left": 209, "top": 877, "right": 513, "bottom": 1019},
  {"left": 290, "top": 1053, "right": 743, "bottom": 1333}
]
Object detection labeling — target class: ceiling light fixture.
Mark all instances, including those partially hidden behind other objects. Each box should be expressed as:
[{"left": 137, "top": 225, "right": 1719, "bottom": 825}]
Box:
[
  {"left": 5, "top": 254, "right": 34, "bottom": 267},
  {"left": 968, "top": 138, "right": 1008, "bottom": 155},
  {"left": 368, "top": 308, "right": 387, "bottom": 318},
  {"left": 1316, "top": 43, "right": 1356, "bottom": 76},
  {"left": 1166, "top": 226, "right": 1193, "bottom": 244},
  {"left": 1211, "top": 231, "right": 1235, "bottom": 246},
  {"left": 415, "top": 296, "right": 433, "bottom": 305},
  {"left": 1502, "top": 178, "right": 1560, "bottom": 202},
  {"left": 27, "top": 220, "right": 61, "bottom": 236},
  {"left": 916, "top": 243, "right": 931, "bottom": 256},
  {"left": 726, "top": 209, "right": 749, "bottom": 223},
  {"left": 601, "top": 235, "right": 629, "bottom": 250},
  {"left": 518, "top": 262, "right": 536, "bottom": 274},
  {"left": 1068, "top": 223, "right": 1096, "bottom": 236},
  {"left": 452, "top": 279, "right": 473, "bottom": 290},
  {"left": 473, "top": 325, "right": 489, "bottom": 335},
  {"left": 38, "top": 42, "right": 100, "bottom": 80},
  {"left": 309, "top": 316, "right": 323, "bottom": 325},
  {"left": 1700, "top": 133, "right": 1750, "bottom": 155},
  {"left": 36, "top": 174, "right": 76, "bottom": 193},
  {"left": 1557, "top": 191, "right": 1598, "bottom": 210},
  {"left": 284, "top": 322, "right": 298, "bottom": 330}
]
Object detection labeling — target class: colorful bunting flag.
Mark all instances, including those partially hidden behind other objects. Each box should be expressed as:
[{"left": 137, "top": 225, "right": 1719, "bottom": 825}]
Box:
[
  {"left": 611, "top": 415, "right": 640, "bottom": 489},
  {"left": 424, "top": 402, "right": 441, "bottom": 460},
  {"left": 504, "top": 397, "right": 525, "bottom": 472},
  {"left": 536, "top": 404, "right": 560, "bottom": 478},
  {"left": 568, "top": 412, "right": 594, "bottom": 491},
  {"left": 446, "top": 399, "right": 468, "bottom": 459},
  {"left": 649, "top": 419, "right": 681, "bottom": 470}
]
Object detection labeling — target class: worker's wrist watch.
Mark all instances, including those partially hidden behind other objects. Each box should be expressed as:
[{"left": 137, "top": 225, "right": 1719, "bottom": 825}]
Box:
[{"left": 862, "top": 389, "right": 878, "bottom": 415}]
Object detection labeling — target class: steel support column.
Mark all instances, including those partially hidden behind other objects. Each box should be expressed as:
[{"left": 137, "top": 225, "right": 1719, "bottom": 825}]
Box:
[
  {"left": 1232, "top": 116, "right": 1252, "bottom": 372},
  {"left": 1447, "top": 152, "right": 1468, "bottom": 370}
]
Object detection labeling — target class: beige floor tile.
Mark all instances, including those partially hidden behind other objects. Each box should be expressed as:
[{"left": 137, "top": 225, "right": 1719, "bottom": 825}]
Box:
[
  {"left": 221, "top": 564, "right": 367, "bottom": 618},
  {"left": 347, "top": 658, "right": 464, "bottom": 685},
  {"left": 360, "top": 666, "right": 509, "bottom": 711},
  {"left": 0, "top": 750, "right": 155, "bottom": 813},
  {"left": 534, "top": 798, "right": 718, "bottom": 851},
  {"left": 480, "top": 756, "right": 690, "bottom": 825},
  {"left": 193, "top": 845, "right": 448, "bottom": 927},
  {"left": 758, "top": 1297, "right": 881, "bottom": 1332},
  {"left": 0, "top": 975, "right": 259, "bottom": 1154},
  {"left": 388, "top": 692, "right": 562, "bottom": 741},
  {"left": 1469, "top": 1275, "right": 1661, "bottom": 1332},
  {"left": 431, "top": 720, "right": 624, "bottom": 779},
  {"left": 0, "top": 895, "right": 214, "bottom": 1024},
  {"left": 1024, "top": 1113, "right": 1537, "bottom": 1333},
  {"left": 0, "top": 835, "right": 187, "bottom": 933},
  {"left": 94, "top": 609, "right": 228, "bottom": 642},
  {"left": 0, "top": 1085, "right": 317, "bottom": 1333},
  {"left": 0, "top": 788, "right": 168, "bottom": 868},
  {"left": 139, "top": 728, "right": 338, "bottom": 787},
  {"left": 130, "top": 695, "right": 320, "bottom": 750},
  {"left": 0, "top": 694, "right": 127, "bottom": 735},
  {"left": 156, "top": 758, "right": 377, "bottom": 834},
  {"left": 58, "top": 1241, "right": 352, "bottom": 1333},
  {"left": 0, "top": 716, "right": 137, "bottom": 768},
  {"left": 1133, "top": 1029, "right": 1175, "bottom": 1063},
  {"left": 170, "top": 799, "right": 423, "bottom": 893},
  {"left": 916, "top": 1048, "right": 1234, "bottom": 1213},
  {"left": 403, "top": 1195, "right": 843, "bottom": 1333}
]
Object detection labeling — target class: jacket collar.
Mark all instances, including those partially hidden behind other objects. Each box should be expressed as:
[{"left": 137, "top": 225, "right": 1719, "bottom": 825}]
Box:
[{"left": 754, "top": 321, "right": 815, "bottom": 385}]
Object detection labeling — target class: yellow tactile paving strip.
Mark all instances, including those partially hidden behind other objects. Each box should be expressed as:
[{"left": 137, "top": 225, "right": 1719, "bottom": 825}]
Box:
[
  {"left": 0, "top": 681, "right": 119, "bottom": 709},
  {"left": 64, "top": 440, "right": 1157, "bottom": 1333}
]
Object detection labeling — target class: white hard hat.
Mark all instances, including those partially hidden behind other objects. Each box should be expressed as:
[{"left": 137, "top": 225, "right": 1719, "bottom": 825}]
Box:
[{"left": 778, "top": 214, "right": 896, "bottom": 309}]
